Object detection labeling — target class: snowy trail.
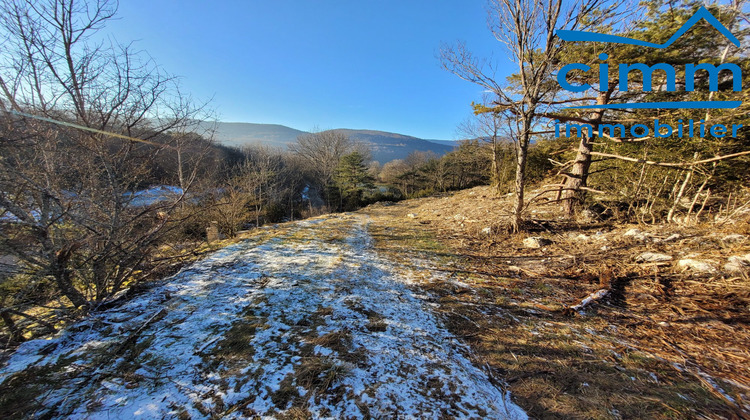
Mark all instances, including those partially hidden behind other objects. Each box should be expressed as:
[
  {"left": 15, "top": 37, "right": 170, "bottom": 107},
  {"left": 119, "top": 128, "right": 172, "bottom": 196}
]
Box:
[{"left": 0, "top": 215, "right": 526, "bottom": 419}]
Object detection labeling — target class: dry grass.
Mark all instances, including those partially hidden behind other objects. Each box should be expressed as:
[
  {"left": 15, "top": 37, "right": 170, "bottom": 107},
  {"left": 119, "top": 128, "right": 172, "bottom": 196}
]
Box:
[
  {"left": 306, "top": 330, "right": 352, "bottom": 354},
  {"left": 212, "top": 313, "right": 264, "bottom": 362},
  {"left": 295, "top": 357, "right": 348, "bottom": 392},
  {"left": 275, "top": 407, "right": 313, "bottom": 420},
  {"left": 362, "top": 186, "right": 750, "bottom": 418},
  {"left": 272, "top": 356, "right": 349, "bottom": 411}
]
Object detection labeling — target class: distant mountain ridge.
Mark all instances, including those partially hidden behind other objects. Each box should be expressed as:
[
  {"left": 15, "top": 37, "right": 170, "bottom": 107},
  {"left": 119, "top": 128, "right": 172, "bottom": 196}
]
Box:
[
  {"left": 200, "top": 122, "right": 306, "bottom": 149},
  {"left": 202, "top": 121, "right": 458, "bottom": 163}
]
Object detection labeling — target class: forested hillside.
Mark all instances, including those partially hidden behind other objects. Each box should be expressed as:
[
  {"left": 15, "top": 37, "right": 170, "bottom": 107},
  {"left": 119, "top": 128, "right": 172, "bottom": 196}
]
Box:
[{"left": 204, "top": 121, "right": 456, "bottom": 163}]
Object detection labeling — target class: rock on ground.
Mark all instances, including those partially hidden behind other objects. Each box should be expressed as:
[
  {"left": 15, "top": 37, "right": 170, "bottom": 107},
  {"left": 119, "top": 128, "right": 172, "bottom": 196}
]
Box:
[
  {"left": 523, "top": 237, "right": 551, "bottom": 249},
  {"left": 724, "top": 255, "right": 750, "bottom": 274},
  {"left": 722, "top": 234, "right": 747, "bottom": 244},
  {"left": 678, "top": 259, "right": 718, "bottom": 275},
  {"left": 624, "top": 228, "right": 652, "bottom": 242}
]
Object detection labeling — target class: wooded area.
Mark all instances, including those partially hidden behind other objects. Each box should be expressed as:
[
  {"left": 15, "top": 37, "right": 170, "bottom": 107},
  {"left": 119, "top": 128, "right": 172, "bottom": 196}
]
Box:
[{"left": 443, "top": 0, "right": 749, "bottom": 230}]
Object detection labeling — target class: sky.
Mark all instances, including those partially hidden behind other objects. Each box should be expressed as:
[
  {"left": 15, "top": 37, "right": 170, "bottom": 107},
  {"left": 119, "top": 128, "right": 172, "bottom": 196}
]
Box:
[{"left": 105, "top": 0, "right": 508, "bottom": 140}]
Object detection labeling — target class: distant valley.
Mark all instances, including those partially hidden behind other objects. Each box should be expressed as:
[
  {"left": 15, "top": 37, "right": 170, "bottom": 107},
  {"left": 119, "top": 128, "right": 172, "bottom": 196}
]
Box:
[{"left": 201, "top": 121, "right": 459, "bottom": 163}]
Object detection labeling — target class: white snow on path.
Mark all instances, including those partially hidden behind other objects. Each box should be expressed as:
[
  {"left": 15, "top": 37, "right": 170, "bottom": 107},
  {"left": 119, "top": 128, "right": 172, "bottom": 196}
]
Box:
[{"left": 0, "top": 214, "right": 527, "bottom": 419}]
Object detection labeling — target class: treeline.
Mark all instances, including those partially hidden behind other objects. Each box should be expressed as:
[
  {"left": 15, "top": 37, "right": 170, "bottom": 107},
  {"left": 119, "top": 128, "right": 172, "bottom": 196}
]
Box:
[
  {"left": 442, "top": 0, "right": 749, "bottom": 229},
  {"left": 182, "top": 133, "right": 503, "bottom": 237}
]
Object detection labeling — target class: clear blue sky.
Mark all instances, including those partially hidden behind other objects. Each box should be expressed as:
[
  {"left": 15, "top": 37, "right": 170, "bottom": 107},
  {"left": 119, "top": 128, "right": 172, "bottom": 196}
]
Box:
[{"left": 106, "top": 1, "right": 507, "bottom": 140}]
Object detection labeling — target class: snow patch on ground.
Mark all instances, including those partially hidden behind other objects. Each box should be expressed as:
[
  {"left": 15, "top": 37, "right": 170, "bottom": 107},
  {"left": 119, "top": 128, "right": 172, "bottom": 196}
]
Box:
[{"left": 1, "top": 215, "right": 526, "bottom": 419}]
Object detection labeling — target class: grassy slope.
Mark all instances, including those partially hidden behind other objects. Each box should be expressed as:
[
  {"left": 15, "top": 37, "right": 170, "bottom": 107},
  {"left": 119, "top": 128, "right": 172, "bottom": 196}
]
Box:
[
  {"left": 3, "top": 185, "right": 748, "bottom": 418},
  {"left": 362, "top": 186, "right": 749, "bottom": 419}
]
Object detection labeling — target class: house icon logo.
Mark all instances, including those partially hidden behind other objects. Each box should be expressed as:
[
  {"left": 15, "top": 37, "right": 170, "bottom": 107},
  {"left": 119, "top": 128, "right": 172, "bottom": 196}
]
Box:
[{"left": 557, "top": 6, "right": 740, "bottom": 49}]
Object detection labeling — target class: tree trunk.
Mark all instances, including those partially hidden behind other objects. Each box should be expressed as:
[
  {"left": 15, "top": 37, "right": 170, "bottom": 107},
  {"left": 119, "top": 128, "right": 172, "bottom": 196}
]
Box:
[
  {"left": 54, "top": 270, "right": 88, "bottom": 309},
  {"left": 512, "top": 115, "right": 533, "bottom": 232},
  {"left": 50, "top": 248, "right": 89, "bottom": 309},
  {"left": 562, "top": 86, "right": 614, "bottom": 216},
  {"left": 1, "top": 310, "right": 23, "bottom": 342},
  {"left": 562, "top": 132, "right": 595, "bottom": 216},
  {"left": 491, "top": 137, "right": 502, "bottom": 193},
  {"left": 513, "top": 143, "right": 527, "bottom": 231}
]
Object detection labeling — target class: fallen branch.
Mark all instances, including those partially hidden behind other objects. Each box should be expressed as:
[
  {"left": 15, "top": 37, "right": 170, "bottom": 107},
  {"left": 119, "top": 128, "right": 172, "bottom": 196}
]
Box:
[
  {"left": 569, "top": 289, "right": 609, "bottom": 312},
  {"left": 113, "top": 308, "right": 169, "bottom": 357},
  {"left": 1, "top": 308, "right": 57, "bottom": 335},
  {"left": 590, "top": 150, "right": 750, "bottom": 169}
]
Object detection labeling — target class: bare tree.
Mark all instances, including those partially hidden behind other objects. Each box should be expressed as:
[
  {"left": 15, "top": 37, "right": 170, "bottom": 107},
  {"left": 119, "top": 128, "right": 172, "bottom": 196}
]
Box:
[
  {"left": 379, "top": 159, "right": 410, "bottom": 195},
  {"left": 209, "top": 171, "right": 252, "bottom": 237},
  {"left": 241, "top": 145, "right": 282, "bottom": 227},
  {"left": 441, "top": 0, "right": 622, "bottom": 230},
  {"left": 289, "top": 129, "right": 352, "bottom": 208},
  {"left": 0, "top": 0, "right": 208, "bottom": 325},
  {"left": 289, "top": 129, "right": 352, "bottom": 185},
  {"left": 457, "top": 103, "right": 508, "bottom": 192}
]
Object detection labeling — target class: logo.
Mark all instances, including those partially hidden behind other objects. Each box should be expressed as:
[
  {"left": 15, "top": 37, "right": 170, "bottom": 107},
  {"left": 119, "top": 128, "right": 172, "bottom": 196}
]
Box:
[{"left": 553, "top": 6, "right": 743, "bottom": 139}]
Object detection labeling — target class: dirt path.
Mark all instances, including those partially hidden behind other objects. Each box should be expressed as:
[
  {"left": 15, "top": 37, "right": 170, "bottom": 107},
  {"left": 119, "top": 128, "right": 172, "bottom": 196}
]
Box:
[{"left": 0, "top": 214, "right": 526, "bottom": 419}]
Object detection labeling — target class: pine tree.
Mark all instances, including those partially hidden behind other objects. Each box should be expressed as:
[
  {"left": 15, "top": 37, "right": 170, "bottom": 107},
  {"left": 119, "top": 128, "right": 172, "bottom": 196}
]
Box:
[
  {"left": 551, "top": 0, "right": 749, "bottom": 220},
  {"left": 334, "top": 152, "right": 375, "bottom": 211}
]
